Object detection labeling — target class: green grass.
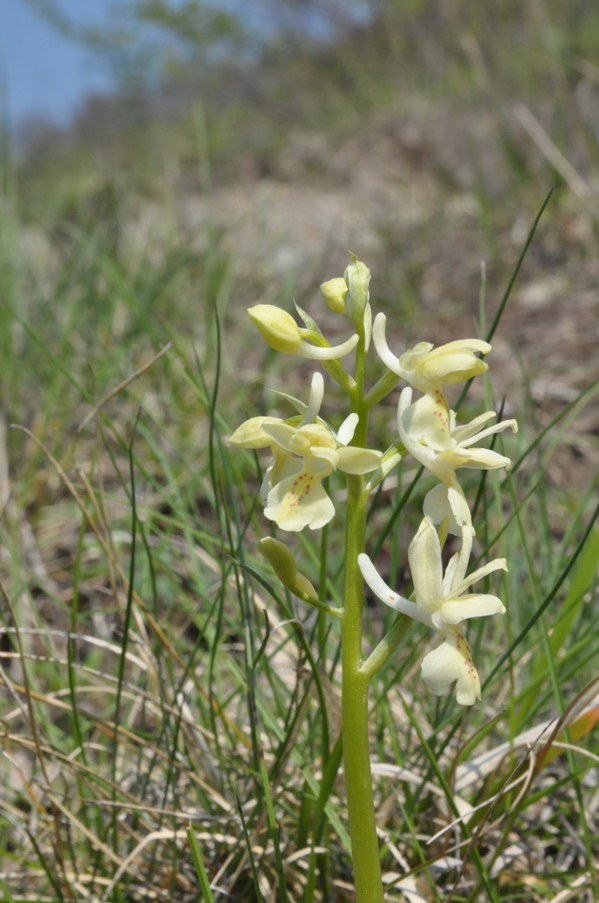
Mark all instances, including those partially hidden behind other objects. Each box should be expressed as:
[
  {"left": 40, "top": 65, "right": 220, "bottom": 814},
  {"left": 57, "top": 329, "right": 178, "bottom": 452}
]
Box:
[{"left": 1, "top": 3, "right": 599, "bottom": 900}]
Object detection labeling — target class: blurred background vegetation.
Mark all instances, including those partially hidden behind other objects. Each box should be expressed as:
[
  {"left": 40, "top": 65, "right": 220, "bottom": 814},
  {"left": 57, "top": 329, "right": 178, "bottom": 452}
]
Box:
[{"left": 6, "top": 0, "right": 599, "bottom": 486}]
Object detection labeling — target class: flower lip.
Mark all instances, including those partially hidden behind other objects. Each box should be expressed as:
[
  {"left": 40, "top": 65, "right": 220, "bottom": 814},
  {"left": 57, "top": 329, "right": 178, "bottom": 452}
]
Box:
[
  {"left": 421, "top": 630, "right": 481, "bottom": 705},
  {"left": 397, "top": 387, "right": 517, "bottom": 484}
]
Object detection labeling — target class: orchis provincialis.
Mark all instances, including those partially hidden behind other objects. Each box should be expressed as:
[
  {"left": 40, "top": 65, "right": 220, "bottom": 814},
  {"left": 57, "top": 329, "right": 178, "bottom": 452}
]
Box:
[
  {"left": 229, "top": 373, "right": 381, "bottom": 531},
  {"left": 233, "top": 257, "right": 517, "bottom": 903},
  {"left": 397, "top": 387, "right": 518, "bottom": 487},
  {"left": 359, "top": 516, "right": 507, "bottom": 705}
]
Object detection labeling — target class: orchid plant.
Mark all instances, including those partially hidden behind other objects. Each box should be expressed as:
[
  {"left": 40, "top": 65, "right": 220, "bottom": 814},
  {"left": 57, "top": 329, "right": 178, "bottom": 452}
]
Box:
[{"left": 230, "top": 259, "right": 516, "bottom": 903}]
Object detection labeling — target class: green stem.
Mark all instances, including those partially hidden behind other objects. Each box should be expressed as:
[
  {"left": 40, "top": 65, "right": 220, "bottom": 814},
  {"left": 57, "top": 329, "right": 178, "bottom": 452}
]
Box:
[
  {"left": 341, "top": 474, "right": 385, "bottom": 903},
  {"left": 360, "top": 613, "right": 412, "bottom": 682},
  {"left": 363, "top": 369, "right": 401, "bottom": 409}
]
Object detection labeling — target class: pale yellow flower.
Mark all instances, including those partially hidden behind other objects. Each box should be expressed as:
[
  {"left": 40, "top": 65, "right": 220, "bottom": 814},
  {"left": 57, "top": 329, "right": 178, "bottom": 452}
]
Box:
[
  {"left": 359, "top": 516, "right": 507, "bottom": 705},
  {"left": 230, "top": 373, "right": 382, "bottom": 531},
  {"left": 397, "top": 387, "right": 517, "bottom": 486},
  {"left": 372, "top": 313, "right": 490, "bottom": 392}
]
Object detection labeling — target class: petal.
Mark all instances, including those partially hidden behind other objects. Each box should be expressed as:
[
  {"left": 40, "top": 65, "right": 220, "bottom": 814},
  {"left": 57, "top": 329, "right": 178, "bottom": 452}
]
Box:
[
  {"left": 261, "top": 450, "right": 302, "bottom": 504},
  {"left": 397, "top": 389, "right": 455, "bottom": 482},
  {"left": 262, "top": 421, "right": 333, "bottom": 455},
  {"left": 397, "top": 388, "right": 437, "bottom": 465},
  {"left": 229, "top": 416, "right": 282, "bottom": 449},
  {"left": 363, "top": 301, "right": 372, "bottom": 351},
  {"left": 309, "top": 446, "right": 340, "bottom": 469},
  {"left": 320, "top": 277, "right": 347, "bottom": 314},
  {"left": 450, "top": 410, "right": 497, "bottom": 443},
  {"left": 299, "top": 372, "right": 325, "bottom": 426},
  {"left": 269, "top": 446, "right": 300, "bottom": 487},
  {"left": 421, "top": 631, "right": 481, "bottom": 705},
  {"left": 296, "top": 423, "right": 337, "bottom": 449},
  {"left": 421, "top": 353, "right": 488, "bottom": 388},
  {"left": 423, "top": 483, "right": 470, "bottom": 535},
  {"left": 336, "top": 412, "right": 358, "bottom": 446},
  {"left": 264, "top": 470, "right": 335, "bottom": 531},
  {"left": 260, "top": 462, "right": 274, "bottom": 505},
  {"left": 447, "top": 485, "right": 472, "bottom": 527},
  {"left": 372, "top": 313, "right": 403, "bottom": 375},
  {"left": 249, "top": 305, "right": 303, "bottom": 353},
  {"left": 396, "top": 385, "right": 413, "bottom": 427},
  {"left": 453, "top": 558, "right": 508, "bottom": 595},
  {"left": 432, "top": 338, "right": 491, "bottom": 356},
  {"left": 260, "top": 421, "right": 300, "bottom": 451},
  {"left": 422, "top": 339, "right": 491, "bottom": 387},
  {"left": 438, "top": 593, "right": 506, "bottom": 625},
  {"left": 397, "top": 342, "right": 435, "bottom": 374},
  {"left": 408, "top": 517, "right": 443, "bottom": 614},
  {"left": 437, "top": 447, "right": 512, "bottom": 472},
  {"left": 336, "top": 446, "right": 383, "bottom": 474},
  {"left": 441, "top": 523, "right": 474, "bottom": 593},
  {"left": 456, "top": 418, "right": 518, "bottom": 448},
  {"left": 357, "top": 554, "right": 432, "bottom": 626}
]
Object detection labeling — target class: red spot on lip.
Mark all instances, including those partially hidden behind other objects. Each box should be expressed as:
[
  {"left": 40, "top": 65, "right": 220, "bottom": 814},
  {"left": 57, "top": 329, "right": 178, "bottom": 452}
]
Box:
[{"left": 286, "top": 472, "right": 314, "bottom": 507}]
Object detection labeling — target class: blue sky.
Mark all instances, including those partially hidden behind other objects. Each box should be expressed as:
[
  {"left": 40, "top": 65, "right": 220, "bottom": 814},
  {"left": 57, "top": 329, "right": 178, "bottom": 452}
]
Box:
[
  {"left": 0, "top": 0, "right": 268, "bottom": 132},
  {"left": 0, "top": 1, "right": 367, "bottom": 134},
  {"left": 0, "top": 0, "right": 116, "bottom": 131}
]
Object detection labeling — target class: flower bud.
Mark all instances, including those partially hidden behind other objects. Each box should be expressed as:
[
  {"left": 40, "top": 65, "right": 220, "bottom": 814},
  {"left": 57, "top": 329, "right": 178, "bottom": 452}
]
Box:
[
  {"left": 259, "top": 537, "right": 298, "bottom": 585},
  {"left": 258, "top": 537, "right": 317, "bottom": 598},
  {"left": 320, "top": 277, "right": 347, "bottom": 315},
  {"left": 248, "top": 305, "right": 303, "bottom": 353},
  {"left": 344, "top": 258, "right": 370, "bottom": 326},
  {"left": 248, "top": 303, "right": 359, "bottom": 361}
]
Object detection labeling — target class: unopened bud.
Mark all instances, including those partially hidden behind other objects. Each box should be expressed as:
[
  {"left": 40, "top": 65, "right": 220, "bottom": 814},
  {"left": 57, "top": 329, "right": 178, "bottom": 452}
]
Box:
[
  {"left": 344, "top": 258, "right": 370, "bottom": 326},
  {"left": 320, "top": 277, "right": 347, "bottom": 315},
  {"left": 248, "top": 303, "right": 358, "bottom": 361},
  {"left": 248, "top": 305, "right": 303, "bottom": 353},
  {"left": 258, "top": 537, "right": 317, "bottom": 598}
]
